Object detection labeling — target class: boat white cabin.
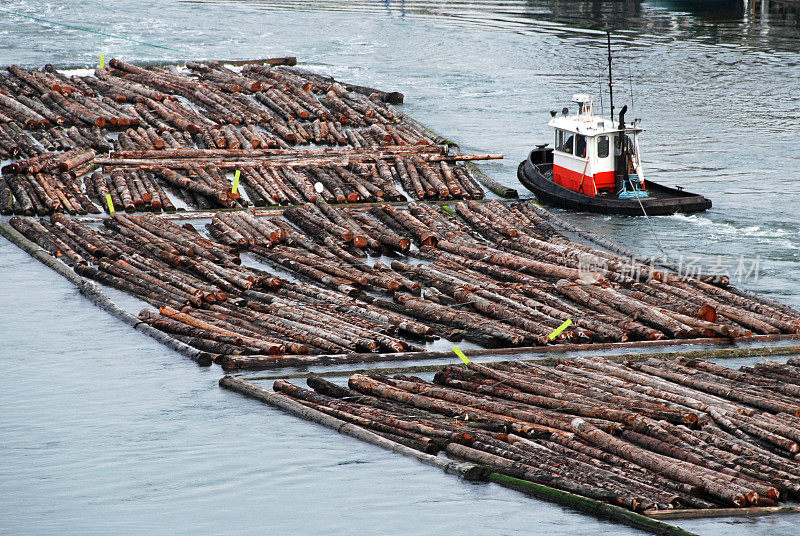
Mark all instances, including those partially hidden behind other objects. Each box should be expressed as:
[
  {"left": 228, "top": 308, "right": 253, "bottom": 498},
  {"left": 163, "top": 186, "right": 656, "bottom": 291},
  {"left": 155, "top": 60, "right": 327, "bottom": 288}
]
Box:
[
  {"left": 548, "top": 94, "right": 645, "bottom": 197},
  {"left": 516, "top": 40, "right": 712, "bottom": 216}
]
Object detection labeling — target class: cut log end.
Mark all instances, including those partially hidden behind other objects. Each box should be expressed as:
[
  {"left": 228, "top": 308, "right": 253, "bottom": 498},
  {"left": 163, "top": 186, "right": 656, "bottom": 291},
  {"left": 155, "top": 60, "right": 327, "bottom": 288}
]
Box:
[{"left": 699, "top": 305, "right": 717, "bottom": 322}]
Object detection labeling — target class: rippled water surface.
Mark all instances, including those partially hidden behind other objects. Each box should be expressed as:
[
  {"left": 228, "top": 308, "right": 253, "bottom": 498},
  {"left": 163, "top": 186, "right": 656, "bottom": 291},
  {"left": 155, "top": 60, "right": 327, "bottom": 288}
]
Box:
[{"left": 2, "top": 1, "right": 800, "bottom": 534}]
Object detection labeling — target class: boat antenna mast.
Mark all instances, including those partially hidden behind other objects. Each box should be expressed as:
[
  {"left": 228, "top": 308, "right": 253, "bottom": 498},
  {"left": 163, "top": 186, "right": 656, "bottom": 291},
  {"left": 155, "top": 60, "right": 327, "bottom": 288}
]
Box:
[
  {"left": 598, "top": 61, "right": 604, "bottom": 118},
  {"left": 606, "top": 31, "right": 614, "bottom": 123},
  {"left": 629, "top": 64, "right": 635, "bottom": 119}
]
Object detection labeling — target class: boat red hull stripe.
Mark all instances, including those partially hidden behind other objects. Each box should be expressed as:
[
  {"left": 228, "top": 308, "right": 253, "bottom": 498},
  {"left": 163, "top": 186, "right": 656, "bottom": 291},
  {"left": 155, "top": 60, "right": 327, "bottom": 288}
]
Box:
[{"left": 553, "top": 165, "right": 614, "bottom": 197}]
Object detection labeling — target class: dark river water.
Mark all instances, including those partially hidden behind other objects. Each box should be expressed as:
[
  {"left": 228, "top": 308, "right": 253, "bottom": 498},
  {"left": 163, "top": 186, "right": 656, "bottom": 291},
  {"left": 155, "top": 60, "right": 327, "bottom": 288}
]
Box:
[{"left": 2, "top": 1, "right": 800, "bottom": 534}]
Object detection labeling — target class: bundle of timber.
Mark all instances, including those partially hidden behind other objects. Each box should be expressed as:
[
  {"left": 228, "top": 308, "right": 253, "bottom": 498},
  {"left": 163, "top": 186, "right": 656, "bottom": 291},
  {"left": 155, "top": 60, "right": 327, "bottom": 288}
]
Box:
[
  {"left": 250, "top": 355, "right": 800, "bottom": 513},
  {"left": 98, "top": 147, "right": 490, "bottom": 208},
  {"left": 0, "top": 122, "right": 48, "bottom": 159},
  {"left": 1, "top": 168, "right": 100, "bottom": 216},
  {"left": 7, "top": 212, "right": 433, "bottom": 359},
  {"left": 6, "top": 196, "right": 800, "bottom": 367},
  {"left": 82, "top": 169, "right": 176, "bottom": 213},
  {"left": 0, "top": 59, "right": 490, "bottom": 214}
]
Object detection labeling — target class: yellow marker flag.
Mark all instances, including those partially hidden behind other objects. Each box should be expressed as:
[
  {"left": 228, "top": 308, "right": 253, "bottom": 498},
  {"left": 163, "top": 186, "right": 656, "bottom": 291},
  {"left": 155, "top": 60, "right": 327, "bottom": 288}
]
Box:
[
  {"left": 232, "top": 169, "right": 240, "bottom": 195},
  {"left": 105, "top": 193, "right": 115, "bottom": 214},
  {"left": 549, "top": 318, "right": 572, "bottom": 340},
  {"left": 100, "top": 53, "right": 105, "bottom": 69},
  {"left": 452, "top": 345, "right": 470, "bottom": 364}
]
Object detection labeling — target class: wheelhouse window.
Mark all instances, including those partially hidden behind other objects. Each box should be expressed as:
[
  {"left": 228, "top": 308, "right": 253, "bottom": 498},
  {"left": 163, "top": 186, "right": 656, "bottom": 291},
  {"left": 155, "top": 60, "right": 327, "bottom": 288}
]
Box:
[
  {"left": 597, "top": 135, "right": 609, "bottom": 158},
  {"left": 575, "top": 134, "right": 586, "bottom": 158},
  {"left": 555, "top": 129, "right": 573, "bottom": 154}
]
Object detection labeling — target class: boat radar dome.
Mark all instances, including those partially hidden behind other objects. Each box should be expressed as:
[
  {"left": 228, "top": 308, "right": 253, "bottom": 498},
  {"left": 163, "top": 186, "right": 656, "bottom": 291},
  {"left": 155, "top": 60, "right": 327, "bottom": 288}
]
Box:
[{"left": 571, "top": 94, "right": 593, "bottom": 116}]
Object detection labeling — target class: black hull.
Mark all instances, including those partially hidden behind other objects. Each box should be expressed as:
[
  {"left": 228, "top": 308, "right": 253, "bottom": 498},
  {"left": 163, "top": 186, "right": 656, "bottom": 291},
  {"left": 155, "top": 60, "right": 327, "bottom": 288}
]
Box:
[{"left": 518, "top": 151, "right": 712, "bottom": 216}]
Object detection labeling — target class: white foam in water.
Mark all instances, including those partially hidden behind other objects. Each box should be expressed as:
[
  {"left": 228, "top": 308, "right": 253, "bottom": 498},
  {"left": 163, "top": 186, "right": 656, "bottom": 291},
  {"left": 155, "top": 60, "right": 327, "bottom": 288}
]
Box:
[{"left": 669, "top": 214, "right": 796, "bottom": 242}]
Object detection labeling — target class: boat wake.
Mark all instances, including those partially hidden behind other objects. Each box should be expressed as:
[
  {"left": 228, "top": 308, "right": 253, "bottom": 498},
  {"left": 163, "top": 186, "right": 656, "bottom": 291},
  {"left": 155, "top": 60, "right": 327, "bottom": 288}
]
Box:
[{"left": 667, "top": 214, "right": 799, "bottom": 251}]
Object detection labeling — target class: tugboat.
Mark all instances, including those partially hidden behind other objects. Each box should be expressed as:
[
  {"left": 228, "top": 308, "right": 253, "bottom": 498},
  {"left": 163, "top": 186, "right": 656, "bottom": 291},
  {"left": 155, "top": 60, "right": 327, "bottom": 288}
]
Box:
[{"left": 518, "top": 36, "right": 711, "bottom": 216}]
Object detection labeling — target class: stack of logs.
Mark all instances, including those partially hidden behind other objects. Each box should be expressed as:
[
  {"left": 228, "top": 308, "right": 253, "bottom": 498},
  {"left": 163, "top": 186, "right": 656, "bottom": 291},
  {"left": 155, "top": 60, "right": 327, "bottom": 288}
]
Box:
[
  {"left": 97, "top": 145, "right": 487, "bottom": 209},
  {"left": 0, "top": 59, "right": 487, "bottom": 215},
  {"left": 265, "top": 356, "right": 800, "bottom": 512},
  {"left": 7, "top": 197, "right": 799, "bottom": 367},
  {"left": 8, "top": 211, "right": 430, "bottom": 357}
]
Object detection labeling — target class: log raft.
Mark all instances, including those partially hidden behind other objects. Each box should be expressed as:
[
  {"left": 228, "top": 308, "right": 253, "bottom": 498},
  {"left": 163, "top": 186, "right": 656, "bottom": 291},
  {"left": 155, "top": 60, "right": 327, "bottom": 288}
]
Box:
[
  {"left": 3, "top": 55, "right": 800, "bottom": 536},
  {"left": 1, "top": 60, "right": 798, "bottom": 369},
  {"left": 0, "top": 59, "right": 491, "bottom": 214},
  {"left": 220, "top": 354, "right": 800, "bottom": 530},
  {"left": 5, "top": 194, "right": 799, "bottom": 368}
]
